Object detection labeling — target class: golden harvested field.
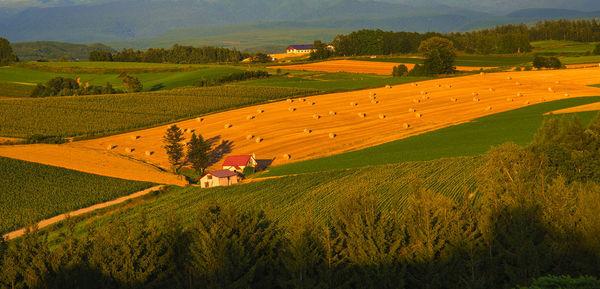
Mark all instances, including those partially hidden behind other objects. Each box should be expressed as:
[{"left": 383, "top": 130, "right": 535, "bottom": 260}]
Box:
[
  {"left": 270, "top": 60, "right": 494, "bottom": 75},
  {"left": 1, "top": 67, "right": 600, "bottom": 184},
  {"left": 552, "top": 102, "right": 600, "bottom": 114}
]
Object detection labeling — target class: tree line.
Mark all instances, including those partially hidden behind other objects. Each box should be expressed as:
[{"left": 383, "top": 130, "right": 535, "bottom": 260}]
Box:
[
  {"left": 198, "top": 70, "right": 270, "bottom": 87},
  {"left": 1, "top": 112, "right": 599, "bottom": 289},
  {"left": 0, "top": 37, "right": 17, "bottom": 66},
  {"left": 29, "top": 74, "right": 143, "bottom": 98},
  {"left": 90, "top": 44, "right": 249, "bottom": 64}
]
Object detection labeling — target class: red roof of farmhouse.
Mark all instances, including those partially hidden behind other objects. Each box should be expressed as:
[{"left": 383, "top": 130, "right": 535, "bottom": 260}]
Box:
[{"left": 222, "top": 155, "right": 252, "bottom": 169}]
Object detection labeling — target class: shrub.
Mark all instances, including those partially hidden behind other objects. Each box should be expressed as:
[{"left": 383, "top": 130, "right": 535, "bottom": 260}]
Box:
[
  {"left": 533, "top": 56, "right": 563, "bottom": 69},
  {"left": 392, "top": 64, "right": 409, "bottom": 77}
]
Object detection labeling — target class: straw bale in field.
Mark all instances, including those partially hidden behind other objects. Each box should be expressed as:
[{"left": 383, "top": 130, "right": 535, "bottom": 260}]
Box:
[
  {"left": 379, "top": 114, "right": 386, "bottom": 119},
  {"left": 358, "top": 112, "right": 366, "bottom": 118},
  {"left": 473, "top": 97, "right": 480, "bottom": 102},
  {"left": 564, "top": 93, "right": 569, "bottom": 97},
  {"left": 196, "top": 117, "right": 203, "bottom": 122},
  {"left": 472, "top": 92, "right": 478, "bottom": 96},
  {"left": 524, "top": 100, "right": 530, "bottom": 104},
  {"left": 371, "top": 100, "right": 379, "bottom": 104},
  {"left": 403, "top": 123, "right": 410, "bottom": 129},
  {"left": 486, "top": 106, "right": 492, "bottom": 111},
  {"left": 125, "top": 147, "right": 134, "bottom": 153},
  {"left": 507, "top": 98, "right": 513, "bottom": 102},
  {"left": 257, "top": 109, "right": 264, "bottom": 113},
  {"left": 408, "top": 108, "right": 416, "bottom": 113},
  {"left": 329, "top": 133, "right": 336, "bottom": 139},
  {"left": 515, "top": 82, "right": 521, "bottom": 86},
  {"left": 304, "top": 129, "right": 312, "bottom": 134},
  {"left": 313, "top": 114, "right": 320, "bottom": 120},
  {"left": 329, "top": 111, "right": 337, "bottom": 115},
  {"left": 413, "top": 99, "right": 420, "bottom": 103},
  {"left": 106, "top": 145, "right": 115, "bottom": 150},
  {"left": 450, "top": 97, "right": 458, "bottom": 102},
  {"left": 247, "top": 115, "right": 255, "bottom": 120},
  {"left": 548, "top": 87, "right": 554, "bottom": 92},
  {"left": 412, "top": 83, "right": 418, "bottom": 87},
  {"left": 507, "top": 76, "right": 512, "bottom": 80},
  {"left": 517, "top": 92, "right": 523, "bottom": 97},
  {"left": 255, "top": 137, "right": 263, "bottom": 143},
  {"left": 420, "top": 91, "right": 427, "bottom": 95},
  {"left": 287, "top": 98, "right": 293, "bottom": 103},
  {"left": 224, "top": 123, "right": 232, "bottom": 128},
  {"left": 283, "top": 154, "right": 291, "bottom": 160},
  {"left": 145, "top": 151, "right": 153, "bottom": 156},
  {"left": 131, "top": 135, "right": 139, "bottom": 140},
  {"left": 415, "top": 112, "right": 422, "bottom": 118},
  {"left": 489, "top": 88, "right": 494, "bottom": 92},
  {"left": 288, "top": 107, "right": 296, "bottom": 112},
  {"left": 246, "top": 134, "right": 254, "bottom": 140},
  {"left": 385, "top": 85, "right": 392, "bottom": 89}
]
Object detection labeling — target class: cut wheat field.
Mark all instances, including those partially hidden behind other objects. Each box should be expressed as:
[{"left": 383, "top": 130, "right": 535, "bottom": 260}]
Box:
[
  {"left": 1, "top": 67, "right": 600, "bottom": 184},
  {"left": 270, "top": 60, "right": 496, "bottom": 75}
]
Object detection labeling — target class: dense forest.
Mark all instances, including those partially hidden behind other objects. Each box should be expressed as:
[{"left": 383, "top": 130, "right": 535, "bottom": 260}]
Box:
[
  {"left": 90, "top": 44, "right": 249, "bottom": 64},
  {"left": 332, "top": 18, "right": 600, "bottom": 57},
  {"left": 1, "top": 113, "right": 599, "bottom": 289}
]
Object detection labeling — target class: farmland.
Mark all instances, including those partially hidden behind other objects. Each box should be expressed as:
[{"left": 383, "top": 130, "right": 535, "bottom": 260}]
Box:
[
  {"left": 43, "top": 156, "right": 481, "bottom": 242},
  {"left": 352, "top": 55, "right": 534, "bottom": 67},
  {"left": 0, "top": 81, "right": 35, "bottom": 98},
  {"left": 262, "top": 96, "right": 600, "bottom": 176},
  {"left": 531, "top": 40, "right": 598, "bottom": 54},
  {"left": 0, "top": 86, "right": 319, "bottom": 138},
  {"left": 0, "top": 156, "right": 153, "bottom": 234}
]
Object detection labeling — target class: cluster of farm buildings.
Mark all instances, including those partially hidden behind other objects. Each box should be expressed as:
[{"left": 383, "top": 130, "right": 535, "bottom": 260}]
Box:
[
  {"left": 199, "top": 155, "right": 258, "bottom": 188},
  {"left": 286, "top": 44, "right": 335, "bottom": 54}
]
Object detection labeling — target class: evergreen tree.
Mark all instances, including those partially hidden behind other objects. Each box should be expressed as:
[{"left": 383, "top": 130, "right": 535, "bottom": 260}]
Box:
[
  {"left": 163, "top": 125, "right": 185, "bottom": 169},
  {"left": 187, "top": 133, "right": 210, "bottom": 174}
]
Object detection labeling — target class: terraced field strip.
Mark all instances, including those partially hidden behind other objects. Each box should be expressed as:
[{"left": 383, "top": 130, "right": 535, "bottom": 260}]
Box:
[
  {"left": 2, "top": 67, "right": 600, "bottom": 183},
  {"left": 551, "top": 102, "right": 600, "bottom": 114},
  {"left": 270, "top": 60, "right": 496, "bottom": 75}
]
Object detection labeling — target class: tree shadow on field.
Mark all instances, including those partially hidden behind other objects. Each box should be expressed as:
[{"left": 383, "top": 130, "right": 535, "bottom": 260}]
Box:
[
  {"left": 208, "top": 137, "right": 233, "bottom": 167},
  {"left": 149, "top": 83, "right": 165, "bottom": 91}
]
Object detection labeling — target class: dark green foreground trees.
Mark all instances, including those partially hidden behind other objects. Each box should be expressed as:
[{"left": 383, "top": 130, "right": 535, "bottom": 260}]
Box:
[{"left": 1, "top": 113, "right": 600, "bottom": 289}]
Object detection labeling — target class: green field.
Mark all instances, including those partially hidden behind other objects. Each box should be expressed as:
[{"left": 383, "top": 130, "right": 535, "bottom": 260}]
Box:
[
  {"left": 532, "top": 40, "right": 597, "bottom": 54},
  {"left": 261, "top": 96, "right": 600, "bottom": 177},
  {"left": 560, "top": 55, "right": 600, "bottom": 65},
  {"left": 43, "top": 156, "right": 480, "bottom": 242},
  {"left": 352, "top": 55, "right": 533, "bottom": 67},
  {"left": 239, "top": 72, "right": 429, "bottom": 92},
  {"left": 0, "top": 86, "right": 319, "bottom": 138},
  {"left": 0, "top": 156, "right": 154, "bottom": 234},
  {"left": 0, "top": 81, "right": 35, "bottom": 98},
  {"left": 0, "top": 63, "right": 245, "bottom": 93}
]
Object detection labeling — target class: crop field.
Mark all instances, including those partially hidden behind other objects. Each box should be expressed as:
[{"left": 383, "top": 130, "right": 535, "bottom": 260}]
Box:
[
  {"left": 0, "top": 81, "right": 35, "bottom": 98},
  {"left": 532, "top": 40, "right": 597, "bottom": 54},
  {"left": 0, "top": 156, "right": 153, "bottom": 234},
  {"left": 0, "top": 64, "right": 245, "bottom": 92},
  {"left": 262, "top": 96, "right": 600, "bottom": 176},
  {"left": 561, "top": 56, "right": 600, "bottom": 65},
  {"left": 43, "top": 156, "right": 481, "bottom": 241},
  {"left": 353, "top": 55, "right": 533, "bottom": 67},
  {"left": 0, "top": 86, "right": 319, "bottom": 138},
  {"left": 239, "top": 72, "right": 430, "bottom": 92}
]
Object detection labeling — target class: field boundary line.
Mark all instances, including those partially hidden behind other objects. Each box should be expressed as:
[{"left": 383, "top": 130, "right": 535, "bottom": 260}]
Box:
[{"left": 2, "top": 185, "right": 164, "bottom": 240}]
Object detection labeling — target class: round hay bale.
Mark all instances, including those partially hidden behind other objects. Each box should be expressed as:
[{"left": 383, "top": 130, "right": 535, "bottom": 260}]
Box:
[
  {"left": 369, "top": 91, "right": 376, "bottom": 96},
  {"left": 412, "top": 83, "right": 418, "bottom": 87},
  {"left": 524, "top": 100, "right": 530, "bottom": 105},
  {"left": 106, "top": 145, "right": 115, "bottom": 150},
  {"left": 555, "top": 80, "right": 560, "bottom": 84},
  {"left": 472, "top": 92, "right": 478, "bottom": 96},
  {"left": 302, "top": 98, "right": 306, "bottom": 102},
  {"left": 246, "top": 115, "right": 255, "bottom": 120},
  {"left": 450, "top": 97, "right": 458, "bottom": 102},
  {"left": 415, "top": 112, "right": 422, "bottom": 118},
  {"left": 385, "top": 85, "right": 392, "bottom": 89},
  {"left": 515, "top": 82, "right": 521, "bottom": 86},
  {"left": 408, "top": 108, "right": 416, "bottom": 113},
  {"left": 413, "top": 99, "right": 420, "bottom": 104},
  {"left": 255, "top": 137, "right": 263, "bottom": 143},
  {"left": 196, "top": 117, "right": 203, "bottom": 122},
  {"left": 288, "top": 107, "right": 296, "bottom": 112},
  {"left": 486, "top": 106, "right": 492, "bottom": 111},
  {"left": 378, "top": 114, "right": 386, "bottom": 119},
  {"left": 480, "top": 72, "right": 485, "bottom": 76},
  {"left": 564, "top": 93, "right": 570, "bottom": 97},
  {"left": 517, "top": 92, "right": 523, "bottom": 97},
  {"left": 329, "top": 111, "right": 337, "bottom": 115},
  {"left": 473, "top": 97, "right": 480, "bottom": 102},
  {"left": 287, "top": 98, "right": 293, "bottom": 103},
  {"left": 125, "top": 147, "right": 134, "bottom": 153},
  {"left": 283, "top": 154, "right": 291, "bottom": 160},
  {"left": 313, "top": 114, "right": 320, "bottom": 120},
  {"left": 421, "top": 95, "right": 429, "bottom": 100},
  {"left": 224, "top": 123, "right": 232, "bottom": 129},
  {"left": 350, "top": 102, "right": 357, "bottom": 106},
  {"left": 304, "top": 129, "right": 312, "bottom": 134},
  {"left": 145, "top": 151, "right": 153, "bottom": 156},
  {"left": 507, "top": 76, "right": 512, "bottom": 80},
  {"left": 246, "top": 134, "right": 254, "bottom": 140},
  {"left": 539, "top": 98, "right": 546, "bottom": 101},
  {"left": 130, "top": 135, "right": 139, "bottom": 140},
  {"left": 371, "top": 100, "right": 379, "bottom": 104},
  {"left": 507, "top": 98, "right": 513, "bottom": 102},
  {"left": 358, "top": 112, "right": 366, "bottom": 118},
  {"left": 257, "top": 109, "right": 264, "bottom": 113},
  {"left": 446, "top": 84, "right": 453, "bottom": 88},
  {"left": 548, "top": 87, "right": 554, "bottom": 93},
  {"left": 420, "top": 91, "right": 427, "bottom": 95},
  {"left": 311, "top": 102, "right": 316, "bottom": 105},
  {"left": 329, "top": 133, "right": 336, "bottom": 139},
  {"left": 403, "top": 123, "right": 410, "bottom": 129},
  {"left": 369, "top": 95, "right": 377, "bottom": 100}
]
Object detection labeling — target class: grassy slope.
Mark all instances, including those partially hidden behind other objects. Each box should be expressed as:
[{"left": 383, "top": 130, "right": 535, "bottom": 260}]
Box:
[
  {"left": 0, "top": 86, "right": 319, "bottom": 138},
  {"left": 0, "top": 81, "right": 35, "bottom": 98},
  {"left": 532, "top": 40, "right": 597, "bottom": 54},
  {"left": 45, "top": 156, "right": 481, "bottom": 243},
  {"left": 262, "top": 96, "right": 600, "bottom": 177},
  {"left": 0, "top": 156, "right": 154, "bottom": 234}
]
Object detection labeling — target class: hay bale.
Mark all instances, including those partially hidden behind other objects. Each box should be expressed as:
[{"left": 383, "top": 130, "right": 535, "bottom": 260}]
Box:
[
  {"left": 313, "top": 114, "right": 320, "bottom": 120},
  {"left": 446, "top": 84, "right": 453, "bottom": 88},
  {"left": 358, "top": 112, "right": 366, "bottom": 118},
  {"left": 224, "top": 123, "right": 232, "bottom": 129},
  {"left": 548, "top": 87, "right": 554, "bottom": 93},
  {"left": 130, "top": 135, "right": 139, "bottom": 140},
  {"left": 106, "top": 145, "right": 115, "bottom": 150},
  {"left": 524, "top": 100, "right": 530, "bottom": 105},
  {"left": 420, "top": 91, "right": 427, "bottom": 95},
  {"left": 378, "top": 114, "right": 386, "bottom": 119},
  {"left": 145, "top": 151, "right": 153, "bottom": 156},
  {"left": 255, "top": 137, "right": 263, "bottom": 143},
  {"left": 288, "top": 107, "right": 296, "bottom": 112},
  {"left": 480, "top": 72, "right": 485, "bottom": 76},
  {"left": 196, "top": 117, "right": 203, "bottom": 122},
  {"left": 329, "top": 111, "right": 337, "bottom": 115},
  {"left": 302, "top": 98, "right": 306, "bottom": 102},
  {"left": 516, "top": 92, "right": 523, "bottom": 97},
  {"left": 489, "top": 88, "right": 495, "bottom": 92},
  {"left": 473, "top": 97, "right": 480, "bottom": 102},
  {"left": 564, "top": 93, "right": 570, "bottom": 97},
  {"left": 183, "top": 128, "right": 188, "bottom": 133},
  {"left": 283, "top": 154, "right": 291, "bottom": 160},
  {"left": 287, "top": 98, "right": 293, "bottom": 103},
  {"left": 371, "top": 100, "right": 379, "bottom": 104},
  {"left": 369, "top": 91, "right": 376, "bottom": 96},
  {"left": 408, "top": 108, "right": 416, "bottom": 113},
  {"left": 256, "top": 109, "right": 264, "bottom": 113},
  {"left": 385, "top": 85, "right": 392, "bottom": 89},
  {"left": 421, "top": 95, "right": 429, "bottom": 100},
  {"left": 311, "top": 102, "right": 316, "bottom": 105},
  {"left": 507, "top": 98, "right": 513, "bottom": 102},
  {"left": 538, "top": 97, "right": 546, "bottom": 101},
  {"left": 190, "top": 129, "right": 195, "bottom": 133},
  {"left": 486, "top": 106, "right": 492, "bottom": 111},
  {"left": 507, "top": 76, "right": 512, "bottom": 80},
  {"left": 329, "top": 133, "right": 336, "bottom": 139},
  {"left": 403, "top": 123, "right": 410, "bottom": 129},
  {"left": 412, "top": 83, "right": 418, "bottom": 87},
  {"left": 555, "top": 80, "right": 561, "bottom": 84},
  {"left": 246, "top": 134, "right": 254, "bottom": 140},
  {"left": 450, "top": 97, "right": 458, "bottom": 102},
  {"left": 515, "top": 82, "right": 521, "bottom": 86},
  {"left": 415, "top": 112, "right": 422, "bottom": 118},
  {"left": 246, "top": 115, "right": 255, "bottom": 120},
  {"left": 304, "top": 129, "right": 312, "bottom": 134},
  {"left": 125, "top": 147, "right": 134, "bottom": 153},
  {"left": 472, "top": 92, "right": 479, "bottom": 96},
  {"left": 369, "top": 95, "right": 377, "bottom": 100},
  {"left": 413, "top": 99, "right": 420, "bottom": 104},
  {"left": 350, "top": 102, "right": 357, "bottom": 106}
]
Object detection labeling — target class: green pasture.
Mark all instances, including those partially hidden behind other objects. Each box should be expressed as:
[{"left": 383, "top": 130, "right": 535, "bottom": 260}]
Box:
[
  {"left": 261, "top": 96, "right": 600, "bottom": 177},
  {"left": 532, "top": 40, "right": 597, "bottom": 54},
  {"left": 0, "top": 81, "right": 35, "bottom": 98},
  {"left": 352, "top": 55, "right": 533, "bottom": 67}
]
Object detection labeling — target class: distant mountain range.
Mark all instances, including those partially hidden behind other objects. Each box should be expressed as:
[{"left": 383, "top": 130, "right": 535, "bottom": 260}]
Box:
[{"left": 1, "top": 0, "right": 600, "bottom": 53}]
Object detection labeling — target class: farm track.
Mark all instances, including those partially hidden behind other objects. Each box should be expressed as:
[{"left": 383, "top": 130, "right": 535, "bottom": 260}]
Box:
[
  {"left": 1, "top": 67, "right": 600, "bottom": 184},
  {"left": 2, "top": 185, "right": 164, "bottom": 240}
]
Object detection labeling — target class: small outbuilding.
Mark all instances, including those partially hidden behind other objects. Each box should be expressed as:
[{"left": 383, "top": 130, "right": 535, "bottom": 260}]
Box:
[
  {"left": 222, "top": 155, "right": 258, "bottom": 173},
  {"left": 199, "top": 170, "right": 243, "bottom": 188}
]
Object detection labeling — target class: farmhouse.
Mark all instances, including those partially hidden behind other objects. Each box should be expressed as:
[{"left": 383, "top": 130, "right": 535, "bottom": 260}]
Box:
[
  {"left": 199, "top": 170, "right": 243, "bottom": 188},
  {"left": 222, "top": 155, "right": 258, "bottom": 173},
  {"left": 286, "top": 44, "right": 315, "bottom": 54}
]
